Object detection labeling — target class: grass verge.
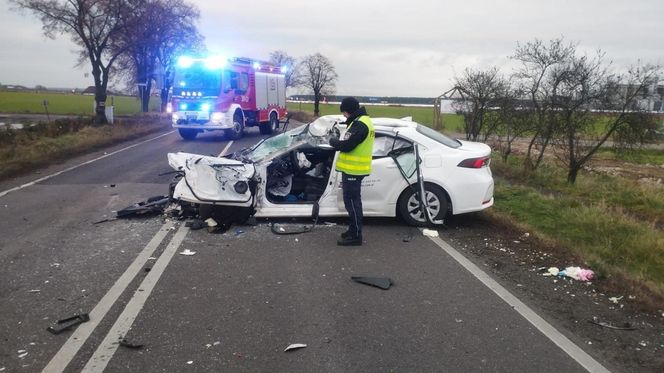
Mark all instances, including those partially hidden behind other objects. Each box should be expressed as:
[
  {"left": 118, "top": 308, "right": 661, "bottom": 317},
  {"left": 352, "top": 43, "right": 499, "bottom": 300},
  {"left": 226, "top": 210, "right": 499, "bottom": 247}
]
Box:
[{"left": 0, "top": 115, "right": 170, "bottom": 181}]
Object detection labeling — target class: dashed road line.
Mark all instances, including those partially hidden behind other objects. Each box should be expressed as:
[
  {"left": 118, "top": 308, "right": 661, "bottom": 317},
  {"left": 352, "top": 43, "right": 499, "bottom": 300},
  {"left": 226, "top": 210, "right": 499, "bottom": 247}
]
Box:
[
  {"left": 41, "top": 221, "right": 175, "bottom": 373},
  {"left": 81, "top": 224, "right": 189, "bottom": 372}
]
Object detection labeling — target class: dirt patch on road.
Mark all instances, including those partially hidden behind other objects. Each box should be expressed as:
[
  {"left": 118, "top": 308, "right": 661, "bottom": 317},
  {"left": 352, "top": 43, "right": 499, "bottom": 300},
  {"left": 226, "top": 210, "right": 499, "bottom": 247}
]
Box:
[{"left": 441, "top": 212, "right": 664, "bottom": 372}]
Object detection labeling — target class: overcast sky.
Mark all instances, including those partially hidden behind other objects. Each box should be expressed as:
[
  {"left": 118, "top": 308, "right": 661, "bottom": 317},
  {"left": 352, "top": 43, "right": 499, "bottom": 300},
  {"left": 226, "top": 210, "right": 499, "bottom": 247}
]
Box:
[{"left": 0, "top": 0, "right": 661, "bottom": 97}]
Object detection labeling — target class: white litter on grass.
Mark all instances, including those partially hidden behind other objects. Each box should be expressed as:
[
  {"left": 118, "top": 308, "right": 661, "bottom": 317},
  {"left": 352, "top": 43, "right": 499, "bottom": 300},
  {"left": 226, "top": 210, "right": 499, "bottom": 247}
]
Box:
[
  {"left": 284, "top": 343, "right": 307, "bottom": 352},
  {"left": 295, "top": 238, "right": 299, "bottom": 242},
  {"left": 639, "top": 341, "right": 648, "bottom": 347},
  {"left": 213, "top": 341, "right": 221, "bottom": 346},
  {"left": 422, "top": 229, "right": 439, "bottom": 238},
  {"left": 609, "top": 296, "right": 623, "bottom": 304},
  {"left": 186, "top": 360, "right": 193, "bottom": 365},
  {"left": 179, "top": 249, "right": 197, "bottom": 256}
]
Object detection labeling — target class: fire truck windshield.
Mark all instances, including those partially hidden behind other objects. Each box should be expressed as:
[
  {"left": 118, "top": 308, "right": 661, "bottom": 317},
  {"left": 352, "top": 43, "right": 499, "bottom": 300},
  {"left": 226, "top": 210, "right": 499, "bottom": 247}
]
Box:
[{"left": 174, "top": 67, "right": 222, "bottom": 93}]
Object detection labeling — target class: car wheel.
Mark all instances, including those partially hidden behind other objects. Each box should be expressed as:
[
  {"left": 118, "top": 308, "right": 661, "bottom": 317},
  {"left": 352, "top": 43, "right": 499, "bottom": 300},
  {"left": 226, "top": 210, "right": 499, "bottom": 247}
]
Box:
[
  {"left": 178, "top": 128, "right": 198, "bottom": 140},
  {"left": 259, "top": 112, "right": 278, "bottom": 135},
  {"left": 397, "top": 183, "right": 449, "bottom": 226},
  {"left": 227, "top": 114, "right": 244, "bottom": 140}
]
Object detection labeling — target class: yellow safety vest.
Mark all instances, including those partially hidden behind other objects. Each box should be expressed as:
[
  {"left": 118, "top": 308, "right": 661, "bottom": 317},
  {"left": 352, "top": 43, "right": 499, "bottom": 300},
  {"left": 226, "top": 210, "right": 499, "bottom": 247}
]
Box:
[{"left": 335, "top": 115, "right": 375, "bottom": 176}]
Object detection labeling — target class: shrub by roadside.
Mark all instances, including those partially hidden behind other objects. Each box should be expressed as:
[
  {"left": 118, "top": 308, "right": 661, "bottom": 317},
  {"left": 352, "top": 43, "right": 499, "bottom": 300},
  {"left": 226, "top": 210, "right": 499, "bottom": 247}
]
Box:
[{"left": 0, "top": 114, "right": 170, "bottom": 181}]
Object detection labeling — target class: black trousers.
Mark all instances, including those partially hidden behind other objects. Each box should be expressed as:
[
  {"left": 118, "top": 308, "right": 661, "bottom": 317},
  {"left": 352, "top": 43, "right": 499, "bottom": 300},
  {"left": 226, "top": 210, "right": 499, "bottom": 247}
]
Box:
[{"left": 341, "top": 173, "right": 365, "bottom": 238}]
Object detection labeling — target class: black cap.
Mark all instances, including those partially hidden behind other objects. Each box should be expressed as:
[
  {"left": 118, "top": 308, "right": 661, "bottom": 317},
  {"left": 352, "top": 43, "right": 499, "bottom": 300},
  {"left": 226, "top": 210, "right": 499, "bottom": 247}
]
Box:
[{"left": 340, "top": 97, "right": 360, "bottom": 113}]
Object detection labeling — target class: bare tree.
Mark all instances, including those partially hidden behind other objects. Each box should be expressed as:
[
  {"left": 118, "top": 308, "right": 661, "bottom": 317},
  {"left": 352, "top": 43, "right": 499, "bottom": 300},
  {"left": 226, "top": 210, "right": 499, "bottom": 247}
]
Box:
[
  {"left": 551, "top": 59, "right": 661, "bottom": 183},
  {"left": 113, "top": 0, "right": 201, "bottom": 112},
  {"left": 300, "top": 53, "right": 337, "bottom": 116},
  {"left": 511, "top": 37, "right": 577, "bottom": 170},
  {"left": 269, "top": 50, "right": 302, "bottom": 89},
  {"left": 11, "top": 0, "right": 137, "bottom": 124},
  {"left": 453, "top": 67, "right": 510, "bottom": 141}
]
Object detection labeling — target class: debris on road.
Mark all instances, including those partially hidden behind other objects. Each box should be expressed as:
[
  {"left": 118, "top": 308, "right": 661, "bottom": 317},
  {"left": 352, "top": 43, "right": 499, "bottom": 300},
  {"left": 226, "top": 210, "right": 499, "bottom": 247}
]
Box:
[
  {"left": 609, "top": 296, "right": 624, "bottom": 304},
  {"left": 589, "top": 317, "right": 636, "bottom": 330},
  {"left": 351, "top": 276, "right": 393, "bottom": 290},
  {"left": 542, "top": 266, "right": 594, "bottom": 281},
  {"left": 118, "top": 338, "right": 144, "bottom": 349},
  {"left": 284, "top": 343, "right": 307, "bottom": 352},
  {"left": 46, "top": 313, "right": 90, "bottom": 334},
  {"left": 185, "top": 219, "right": 206, "bottom": 230},
  {"left": 116, "top": 195, "right": 170, "bottom": 218},
  {"left": 422, "top": 229, "right": 439, "bottom": 238},
  {"left": 27, "top": 289, "right": 41, "bottom": 293},
  {"left": 18, "top": 350, "right": 28, "bottom": 358},
  {"left": 179, "top": 249, "right": 197, "bottom": 256}
]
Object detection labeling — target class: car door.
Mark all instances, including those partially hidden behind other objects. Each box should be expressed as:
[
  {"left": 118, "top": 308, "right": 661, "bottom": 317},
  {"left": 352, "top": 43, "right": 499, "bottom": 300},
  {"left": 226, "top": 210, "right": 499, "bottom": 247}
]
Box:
[{"left": 336, "top": 134, "right": 415, "bottom": 216}]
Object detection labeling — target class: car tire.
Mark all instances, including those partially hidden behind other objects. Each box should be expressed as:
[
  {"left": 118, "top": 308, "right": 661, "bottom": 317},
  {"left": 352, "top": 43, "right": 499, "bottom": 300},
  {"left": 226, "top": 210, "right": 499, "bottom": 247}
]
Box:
[
  {"left": 227, "top": 113, "right": 244, "bottom": 140},
  {"left": 397, "top": 183, "right": 449, "bottom": 226},
  {"left": 259, "top": 112, "right": 278, "bottom": 135},
  {"left": 178, "top": 128, "right": 198, "bottom": 140}
]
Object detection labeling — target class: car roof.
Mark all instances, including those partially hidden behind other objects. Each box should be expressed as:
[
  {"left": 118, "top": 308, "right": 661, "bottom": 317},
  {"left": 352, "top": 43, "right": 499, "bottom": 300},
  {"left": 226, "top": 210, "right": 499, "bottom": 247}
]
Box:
[{"left": 316, "top": 115, "right": 418, "bottom": 131}]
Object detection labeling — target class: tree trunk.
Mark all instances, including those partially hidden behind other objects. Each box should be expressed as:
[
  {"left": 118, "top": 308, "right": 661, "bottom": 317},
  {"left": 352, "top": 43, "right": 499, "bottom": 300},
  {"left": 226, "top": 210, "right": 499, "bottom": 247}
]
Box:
[
  {"left": 140, "top": 80, "right": 152, "bottom": 112},
  {"left": 313, "top": 92, "right": 320, "bottom": 116},
  {"left": 160, "top": 88, "right": 169, "bottom": 112},
  {"left": 567, "top": 164, "right": 580, "bottom": 184}
]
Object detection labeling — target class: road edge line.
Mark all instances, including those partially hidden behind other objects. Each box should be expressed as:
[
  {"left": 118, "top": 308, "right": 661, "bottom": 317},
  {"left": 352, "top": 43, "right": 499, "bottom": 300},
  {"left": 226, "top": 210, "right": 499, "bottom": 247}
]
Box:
[
  {"left": 41, "top": 221, "right": 174, "bottom": 373},
  {"left": 427, "top": 234, "right": 611, "bottom": 373},
  {"left": 0, "top": 130, "right": 176, "bottom": 199},
  {"left": 80, "top": 223, "right": 189, "bottom": 372}
]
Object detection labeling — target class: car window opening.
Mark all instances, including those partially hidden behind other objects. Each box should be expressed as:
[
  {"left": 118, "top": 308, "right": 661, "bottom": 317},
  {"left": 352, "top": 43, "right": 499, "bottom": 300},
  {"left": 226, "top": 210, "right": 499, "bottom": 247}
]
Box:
[{"left": 265, "top": 147, "right": 336, "bottom": 204}]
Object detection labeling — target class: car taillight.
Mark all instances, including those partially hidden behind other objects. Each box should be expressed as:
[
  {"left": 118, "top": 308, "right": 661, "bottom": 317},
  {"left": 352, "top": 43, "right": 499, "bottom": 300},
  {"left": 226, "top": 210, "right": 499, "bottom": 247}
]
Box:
[{"left": 457, "top": 156, "right": 491, "bottom": 168}]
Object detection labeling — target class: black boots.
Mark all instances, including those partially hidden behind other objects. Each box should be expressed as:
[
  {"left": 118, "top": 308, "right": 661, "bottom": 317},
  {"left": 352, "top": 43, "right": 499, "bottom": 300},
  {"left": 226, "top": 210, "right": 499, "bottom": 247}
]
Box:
[{"left": 338, "top": 232, "right": 362, "bottom": 246}]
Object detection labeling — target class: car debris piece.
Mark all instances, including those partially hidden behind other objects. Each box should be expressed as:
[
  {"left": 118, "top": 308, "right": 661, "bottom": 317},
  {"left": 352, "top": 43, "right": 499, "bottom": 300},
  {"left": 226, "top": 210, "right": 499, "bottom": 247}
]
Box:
[
  {"left": 118, "top": 338, "right": 144, "bottom": 349},
  {"left": 609, "top": 296, "right": 624, "bottom": 304},
  {"left": 185, "top": 219, "right": 206, "bottom": 230},
  {"left": 351, "top": 276, "right": 393, "bottom": 290},
  {"left": 422, "top": 229, "right": 439, "bottom": 238},
  {"left": 116, "top": 195, "right": 170, "bottom": 218},
  {"left": 284, "top": 343, "right": 307, "bottom": 352},
  {"left": 46, "top": 313, "right": 90, "bottom": 334},
  {"left": 542, "top": 266, "right": 594, "bottom": 281},
  {"left": 92, "top": 217, "right": 118, "bottom": 225},
  {"left": 589, "top": 317, "right": 636, "bottom": 331},
  {"left": 179, "top": 249, "right": 196, "bottom": 256}
]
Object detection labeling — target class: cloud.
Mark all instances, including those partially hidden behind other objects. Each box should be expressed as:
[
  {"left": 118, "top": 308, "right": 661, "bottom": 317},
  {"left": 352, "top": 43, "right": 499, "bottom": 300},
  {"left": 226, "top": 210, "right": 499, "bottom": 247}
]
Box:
[{"left": 1, "top": 0, "right": 661, "bottom": 95}]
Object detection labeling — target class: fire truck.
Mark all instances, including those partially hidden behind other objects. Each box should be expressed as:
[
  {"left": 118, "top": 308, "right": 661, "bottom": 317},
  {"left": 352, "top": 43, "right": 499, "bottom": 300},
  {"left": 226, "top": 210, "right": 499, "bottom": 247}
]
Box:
[{"left": 168, "top": 56, "right": 287, "bottom": 140}]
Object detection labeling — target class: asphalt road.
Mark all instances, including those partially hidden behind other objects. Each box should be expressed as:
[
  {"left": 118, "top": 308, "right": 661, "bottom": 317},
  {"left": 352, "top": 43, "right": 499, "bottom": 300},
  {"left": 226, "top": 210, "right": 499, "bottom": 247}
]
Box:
[{"left": 0, "top": 124, "right": 608, "bottom": 372}]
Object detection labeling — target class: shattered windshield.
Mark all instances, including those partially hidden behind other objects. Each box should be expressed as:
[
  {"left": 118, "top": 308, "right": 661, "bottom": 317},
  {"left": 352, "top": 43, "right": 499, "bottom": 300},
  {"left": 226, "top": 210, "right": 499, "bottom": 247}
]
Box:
[{"left": 248, "top": 126, "right": 308, "bottom": 162}]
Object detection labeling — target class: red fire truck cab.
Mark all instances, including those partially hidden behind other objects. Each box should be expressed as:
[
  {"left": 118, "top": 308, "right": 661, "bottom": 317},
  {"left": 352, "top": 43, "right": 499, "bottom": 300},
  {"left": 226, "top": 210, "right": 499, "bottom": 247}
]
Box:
[{"left": 169, "top": 56, "right": 287, "bottom": 140}]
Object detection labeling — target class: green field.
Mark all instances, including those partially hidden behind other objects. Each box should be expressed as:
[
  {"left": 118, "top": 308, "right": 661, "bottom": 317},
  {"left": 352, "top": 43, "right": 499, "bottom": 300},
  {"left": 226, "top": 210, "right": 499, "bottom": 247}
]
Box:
[
  {"left": 287, "top": 102, "right": 465, "bottom": 132},
  {"left": 0, "top": 91, "right": 160, "bottom": 116}
]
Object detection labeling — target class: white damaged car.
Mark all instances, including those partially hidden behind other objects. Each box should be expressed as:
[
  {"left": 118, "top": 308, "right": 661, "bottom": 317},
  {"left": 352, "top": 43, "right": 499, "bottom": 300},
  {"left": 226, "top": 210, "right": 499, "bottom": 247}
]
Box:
[{"left": 168, "top": 115, "right": 494, "bottom": 226}]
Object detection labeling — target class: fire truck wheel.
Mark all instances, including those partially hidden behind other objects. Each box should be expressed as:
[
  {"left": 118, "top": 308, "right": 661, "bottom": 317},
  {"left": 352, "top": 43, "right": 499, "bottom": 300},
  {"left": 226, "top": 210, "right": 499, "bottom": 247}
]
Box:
[
  {"left": 178, "top": 128, "right": 198, "bottom": 140},
  {"left": 260, "top": 112, "right": 278, "bottom": 135},
  {"left": 228, "top": 115, "right": 244, "bottom": 139}
]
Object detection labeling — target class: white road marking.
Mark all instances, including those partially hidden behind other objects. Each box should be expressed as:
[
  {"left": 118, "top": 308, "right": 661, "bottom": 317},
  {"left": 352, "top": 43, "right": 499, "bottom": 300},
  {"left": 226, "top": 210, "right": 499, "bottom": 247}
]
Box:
[
  {"left": 427, "top": 234, "right": 611, "bottom": 373},
  {"left": 41, "top": 221, "right": 175, "bottom": 373},
  {"left": 0, "top": 130, "right": 176, "bottom": 199},
  {"left": 81, "top": 224, "right": 189, "bottom": 373},
  {"left": 218, "top": 140, "right": 234, "bottom": 157}
]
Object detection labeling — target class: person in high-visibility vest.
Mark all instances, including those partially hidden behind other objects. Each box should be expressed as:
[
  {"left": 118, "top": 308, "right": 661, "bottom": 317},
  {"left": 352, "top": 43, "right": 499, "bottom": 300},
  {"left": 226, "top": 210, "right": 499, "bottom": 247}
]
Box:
[{"left": 329, "top": 97, "right": 375, "bottom": 246}]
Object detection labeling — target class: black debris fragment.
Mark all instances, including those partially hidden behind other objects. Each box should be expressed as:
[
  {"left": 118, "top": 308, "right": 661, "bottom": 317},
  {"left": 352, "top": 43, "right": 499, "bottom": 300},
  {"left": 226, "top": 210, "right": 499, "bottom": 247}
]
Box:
[
  {"left": 351, "top": 276, "right": 393, "bottom": 290},
  {"left": 185, "top": 219, "right": 206, "bottom": 230},
  {"left": 589, "top": 317, "right": 637, "bottom": 330},
  {"left": 46, "top": 313, "right": 90, "bottom": 334},
  {"left": 116, "top": 195, "right": 170, "bottom": 218},
  {"left": 119, "top": 338, "right": 144, "bottom": 349}
]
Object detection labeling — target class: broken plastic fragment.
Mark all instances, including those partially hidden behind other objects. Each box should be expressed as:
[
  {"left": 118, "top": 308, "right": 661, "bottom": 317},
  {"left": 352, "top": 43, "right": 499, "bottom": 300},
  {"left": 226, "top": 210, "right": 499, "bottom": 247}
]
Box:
[
  {"left": 284, "top": 343, "right": 307, "bottom": 352},
  {"left": 187, "top": 360, "right": 193, "bottom": 365},
  {"left": 351, "top": 276, "right": 393, "bottom": 290},
  {"left": 609, "top": 296, "right": 623, "bottom": 304},
  {"left": 179, "top": 249, "right": 196, "bottom": 256},
  {"left": 422, "top": 229, "right": 438, "bottom": 237},
  {"left": 205, "top": 218, "right": 218, "bottom": 227}
]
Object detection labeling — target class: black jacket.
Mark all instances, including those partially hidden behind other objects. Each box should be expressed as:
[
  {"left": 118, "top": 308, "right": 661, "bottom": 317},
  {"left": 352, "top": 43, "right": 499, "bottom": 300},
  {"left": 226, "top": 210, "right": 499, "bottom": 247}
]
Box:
[{"left": 329, "top": 107, "right": 369, "bottom": 153}]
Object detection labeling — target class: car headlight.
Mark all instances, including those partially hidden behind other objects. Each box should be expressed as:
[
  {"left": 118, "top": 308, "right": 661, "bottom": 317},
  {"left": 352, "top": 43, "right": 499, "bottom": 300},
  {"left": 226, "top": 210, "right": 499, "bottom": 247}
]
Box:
[
  {"left": 211, "top": 112, "right": 223, "bottom": 122},
  {"left": 172, "top": 113, "right": 179, "bottom": 121}
]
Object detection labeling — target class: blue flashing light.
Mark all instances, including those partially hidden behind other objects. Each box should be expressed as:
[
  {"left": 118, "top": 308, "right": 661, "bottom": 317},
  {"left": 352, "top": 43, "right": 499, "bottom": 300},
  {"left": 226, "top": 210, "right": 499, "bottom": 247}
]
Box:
[
  {"left": 177, "top": 56, "right": 194, "bottom": 68},
  {"left": 179, "top": 81, "right": 186, "bottom": 87},
  {"left": 204, "top": 56, "right": 227, "bottom": 70},
  {"left": 252, "top": 62, "right": 261, "bottom": 70},
  {"left": 201, "top": 103, "right": 211, "bottom": 112},
  {"left": 281, "top": 66, "right": 288, "bottom": 73},
  {"left": 180, "top": 103, "right": 188, "bottom": 110}
]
